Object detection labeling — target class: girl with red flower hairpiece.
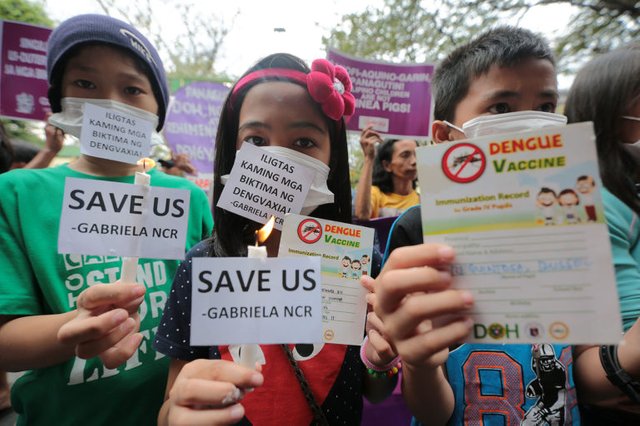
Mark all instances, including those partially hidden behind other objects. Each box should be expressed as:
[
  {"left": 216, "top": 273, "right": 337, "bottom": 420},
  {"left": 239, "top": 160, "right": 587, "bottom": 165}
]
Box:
[{"left": 155, "top": 53, "right": 398, "bottom": 426}]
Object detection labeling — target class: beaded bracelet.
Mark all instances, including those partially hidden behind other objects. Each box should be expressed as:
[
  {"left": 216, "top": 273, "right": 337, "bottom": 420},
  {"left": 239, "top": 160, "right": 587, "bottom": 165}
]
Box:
[{"left": 360, "top": 336, "right": 401, "bottom": 378}]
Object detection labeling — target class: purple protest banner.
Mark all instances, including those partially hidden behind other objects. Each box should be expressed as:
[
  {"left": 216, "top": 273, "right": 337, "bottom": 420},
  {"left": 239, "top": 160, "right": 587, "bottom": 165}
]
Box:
[
  {"left": 0, "top": 20, "right": 52, "bottom": 121},
  {"left": 327, "top": 48, "right": 434, "bottom": 139},
  {"left": 163, "top": 81, "right": 229, "bottom": 198}
]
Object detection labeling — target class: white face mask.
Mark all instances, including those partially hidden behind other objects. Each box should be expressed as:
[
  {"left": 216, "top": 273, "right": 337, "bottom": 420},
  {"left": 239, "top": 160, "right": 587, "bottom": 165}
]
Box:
[
  {"left": 221, "top": 145, "right": 334, "bottom": 215},
  {"left": 444, "top": 111, "right": 568, "bottom": 138},
  {"left": 48, "top": 97, "right": 165, "bottom": 148}
]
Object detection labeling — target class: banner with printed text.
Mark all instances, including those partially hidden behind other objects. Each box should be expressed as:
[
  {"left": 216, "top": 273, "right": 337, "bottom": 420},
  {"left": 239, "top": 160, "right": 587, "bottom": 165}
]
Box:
[
  {"left": 164, "top": 81, "right": 229, "bottom": 199},
  {"left": 327, "top": 48, "right": 434, "bottom": 139},
  {"left": 0, "top": 20, "right": 51, "bottom": 121}
]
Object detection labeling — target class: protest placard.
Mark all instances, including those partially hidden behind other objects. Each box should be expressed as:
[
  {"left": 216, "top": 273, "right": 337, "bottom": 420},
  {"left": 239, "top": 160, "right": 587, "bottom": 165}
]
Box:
[
  {"left": 58, "top": 177, "right": 190, "bottom": 259},
  {"left": 79, "top": 103, "right": 154, "bottom": 164},
  {"left": 279, "top": 214, "right": 374, "bottom": 345},
  {"left": 0, "top": 20, "right": 51, "bottom": 120},
  {"left": 217, "top": 142, "right": 314, "bottom": 230},
  {"left": 327, "top": 48, "right": 434, "bottom": 139},
  {"left": 164, "top": 81, "right": 229, "bottom": 199},
  {"left": 190, "top": 256, "right": 322, "bottom": 345},
  {"left": 417, "top": 122, "right": 622, "bottom": 344}
]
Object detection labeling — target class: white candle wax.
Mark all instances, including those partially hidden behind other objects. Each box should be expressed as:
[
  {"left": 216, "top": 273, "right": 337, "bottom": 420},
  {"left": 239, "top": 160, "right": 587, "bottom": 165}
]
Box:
[
  {"left": 239, "top": 243, "right": 267, "bottom": 368},
  {"left": 247, "top": 245, "right": 267, "bottom": 258},
  {"left": 120, "top": 171, "right": 150, "bottom": 283}
]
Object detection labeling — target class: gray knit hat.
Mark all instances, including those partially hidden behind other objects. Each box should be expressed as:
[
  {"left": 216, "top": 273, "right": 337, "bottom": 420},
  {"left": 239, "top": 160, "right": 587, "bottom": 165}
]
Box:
[{"left": 47, "top": 14, "right": 169, "bottom": 130}]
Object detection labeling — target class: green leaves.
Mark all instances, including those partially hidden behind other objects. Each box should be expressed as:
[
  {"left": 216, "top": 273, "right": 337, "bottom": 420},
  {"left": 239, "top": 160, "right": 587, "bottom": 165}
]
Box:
[{"left": 323, "top": 0, "right": 639, "bottom": 73}]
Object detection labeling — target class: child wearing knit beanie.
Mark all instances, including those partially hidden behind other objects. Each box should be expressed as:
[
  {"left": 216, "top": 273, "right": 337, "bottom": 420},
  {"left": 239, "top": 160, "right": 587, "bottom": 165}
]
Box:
[{"left": 0, "top": 14, "right": 212, "bottom": 425}]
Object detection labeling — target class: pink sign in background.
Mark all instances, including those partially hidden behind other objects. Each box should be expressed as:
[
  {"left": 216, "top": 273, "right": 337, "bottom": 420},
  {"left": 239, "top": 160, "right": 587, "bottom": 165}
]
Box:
[
  {"left": 163, "top": 81, "right": 229, "bottom": 176},
  {"left": 327, "top": 49, "right": 434, "bottom": 139},
  {"left": 0, "top": 20, "right": 51, "bottom": 121}
]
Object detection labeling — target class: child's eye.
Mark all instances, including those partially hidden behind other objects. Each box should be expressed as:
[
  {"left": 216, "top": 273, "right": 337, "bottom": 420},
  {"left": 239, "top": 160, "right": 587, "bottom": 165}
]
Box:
[
  {"left": 124, "top": 86, "right": 143, "bottom": 96},
  {"left": 293, "top": 138, "right": 316, "bottom": 149},
  {"left": 243, "top": 136, "right": 267, "bottom": 146},
  {"left": 536, "top": 103, "right": 556, "bottom": 113},
  {"left": 74, "top": 79, "right": 95, "bottom": 89},
  {"left": 488, "top": 103, "right": 511, "bottom": 114}
]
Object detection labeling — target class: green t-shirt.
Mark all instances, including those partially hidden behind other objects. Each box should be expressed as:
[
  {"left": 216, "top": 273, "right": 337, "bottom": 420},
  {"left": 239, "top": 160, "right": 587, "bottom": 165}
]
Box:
[{"left": 0, "top": 164, "right": 213, "bottom": 426}]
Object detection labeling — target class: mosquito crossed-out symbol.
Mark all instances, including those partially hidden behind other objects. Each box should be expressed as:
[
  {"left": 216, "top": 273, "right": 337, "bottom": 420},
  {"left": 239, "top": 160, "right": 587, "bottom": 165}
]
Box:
[
  {"left": 441, "top": 143, "right": 487, "bottom": 183},
  {"left": 297, "top": 218, "right": 322, "bottom": 243}
]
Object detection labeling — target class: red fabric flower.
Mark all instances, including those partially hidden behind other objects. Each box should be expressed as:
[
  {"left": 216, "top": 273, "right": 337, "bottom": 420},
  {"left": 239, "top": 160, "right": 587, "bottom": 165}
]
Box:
[{"left": 306, "top": 59, "right": 355, "bottom": 121}]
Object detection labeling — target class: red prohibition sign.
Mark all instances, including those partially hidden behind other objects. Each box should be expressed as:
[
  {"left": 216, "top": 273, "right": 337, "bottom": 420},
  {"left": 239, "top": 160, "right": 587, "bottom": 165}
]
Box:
[
  {"left": 441, "top": 142, "right": 486, "bottom": 183},
  {"left": 297, "top": 218, "right": 323, "bottom": 244}
]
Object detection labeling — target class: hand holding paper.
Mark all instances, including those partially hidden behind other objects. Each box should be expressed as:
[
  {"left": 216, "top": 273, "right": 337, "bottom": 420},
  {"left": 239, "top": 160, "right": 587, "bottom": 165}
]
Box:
[
  {"left": 57, "top": 281, "right": 146, "bottom": 369},
  {"left": 372, "top": 244, "right": 473, "bottom": 369},
  {"left": 360, "top": 276, "right": 398, "bottom": 367}
]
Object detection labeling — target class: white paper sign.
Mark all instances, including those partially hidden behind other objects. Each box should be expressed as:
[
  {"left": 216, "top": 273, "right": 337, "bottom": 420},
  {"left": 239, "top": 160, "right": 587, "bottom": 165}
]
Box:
[
  {"left": 279, "top": 214, "right": 374, "bottom": 345},
  {"left": 417, "top": 122, "right": 622, "bottom": 344},
  {"left": 190, "top": 257, "right": 322, "bottom": 345},
  {"left": 58, "top": 177, "right": 190, "bottom": 259},
  {"left": 217, "top": 143, "right": 314, "bottom": 230},
  {"left": 80, "top": 103, "right": 153, "bottom": 164}
]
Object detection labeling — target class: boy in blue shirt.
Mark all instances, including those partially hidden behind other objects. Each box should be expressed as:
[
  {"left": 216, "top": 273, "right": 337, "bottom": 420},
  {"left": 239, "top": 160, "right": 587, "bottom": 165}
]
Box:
[{"left": 368, "top": 26, "right": 580, "bottom": 425}]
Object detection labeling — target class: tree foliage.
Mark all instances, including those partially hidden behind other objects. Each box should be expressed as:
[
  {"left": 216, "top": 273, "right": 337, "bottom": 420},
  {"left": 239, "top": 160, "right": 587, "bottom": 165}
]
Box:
[
  {"left": 324, "top": 0, "right": 639, "bottom": 72},
  {"left": 0, "top": 0, "right": 52, "bottom": 26},
  {"left": 96, "top": 0, "right": 236, "bottom": 82}
]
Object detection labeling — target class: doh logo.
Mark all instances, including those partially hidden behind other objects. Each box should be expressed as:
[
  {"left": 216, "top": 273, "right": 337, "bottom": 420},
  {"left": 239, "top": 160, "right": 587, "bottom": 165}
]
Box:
[{"left": 473, "top": 322, "right": 520, "bottom": 340}]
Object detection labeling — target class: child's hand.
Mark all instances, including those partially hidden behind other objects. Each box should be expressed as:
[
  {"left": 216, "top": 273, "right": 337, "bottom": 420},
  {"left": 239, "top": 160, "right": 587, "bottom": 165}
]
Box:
[
  {"left": 372, "top": 244, "right": 474, "bottom": 369},
  {"left": 44, "top": 114, "right": 64, "bottom": 155},
  {"left": 57, "top": 282, "right": 147, "bottom": 369},
  {"left": 167, "top": 359, "right": 264, "bottom": 425},
  {"left": 361, "top": 276, "right": 397, "bottom": 367}
]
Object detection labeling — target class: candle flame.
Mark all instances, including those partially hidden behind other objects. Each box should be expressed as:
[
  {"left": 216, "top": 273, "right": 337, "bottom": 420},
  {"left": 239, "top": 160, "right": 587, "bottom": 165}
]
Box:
[
  {"left": 137, "top": 158, "right": 156, "bottom": 171},
  {"left": 255, "top": 215, "right": 276, "bottom": 246}
]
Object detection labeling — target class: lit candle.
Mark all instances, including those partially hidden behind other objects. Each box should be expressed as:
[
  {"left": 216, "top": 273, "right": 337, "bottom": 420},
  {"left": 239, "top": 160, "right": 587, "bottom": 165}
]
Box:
[
  {"left": 240, "top": 216, "right": 276, "bottom": 368},
  {"left": 120, "top": 158, "right": 156, "bottom": 283}
]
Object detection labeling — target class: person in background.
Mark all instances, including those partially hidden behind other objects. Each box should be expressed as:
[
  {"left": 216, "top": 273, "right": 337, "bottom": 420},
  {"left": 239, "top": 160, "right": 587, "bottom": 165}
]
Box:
[
  {"left": 0, "top": 14, "right": 212, "bottom": 425},
  {"left": 354, "top": 125, "right": 419, "bottom": 220},
  {"left": 565, "top": 42, "right": 640, "bottom": 425}
]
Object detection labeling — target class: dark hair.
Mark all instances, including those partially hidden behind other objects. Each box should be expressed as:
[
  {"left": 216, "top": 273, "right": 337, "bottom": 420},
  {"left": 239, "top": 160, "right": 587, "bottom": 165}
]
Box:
[
  {"left": 0, "top": 124, "right": 13, "bottom": 173},
  {"left": 11, "top": 140, "right": 40, "bottom": 164},
  {"left": 565, "top": 45, "right": 640, "bottom": 215},
  {"left": 538, "top": 187, "right": 557, "bottom": 198},
  {"left": 433, "top": 26, "right": 556, "bottom": 122},
  {"left": 210, "top": 53, "right": 352, "bottom": 256},
  {"left": 372, "top": 138, "right": 418, "bottom": 193},
  {"left": 558, "top": 189, "right": 579, "bottom": 205}
]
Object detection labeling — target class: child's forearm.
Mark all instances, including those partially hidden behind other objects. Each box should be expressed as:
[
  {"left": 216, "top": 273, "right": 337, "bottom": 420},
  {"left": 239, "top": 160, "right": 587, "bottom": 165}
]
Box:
[
  {"left": 0, "top": 312, "right": 76, "bottom": 371},
  {"left": 402, "top": 363, "right": 454, "bottom": 426}
]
